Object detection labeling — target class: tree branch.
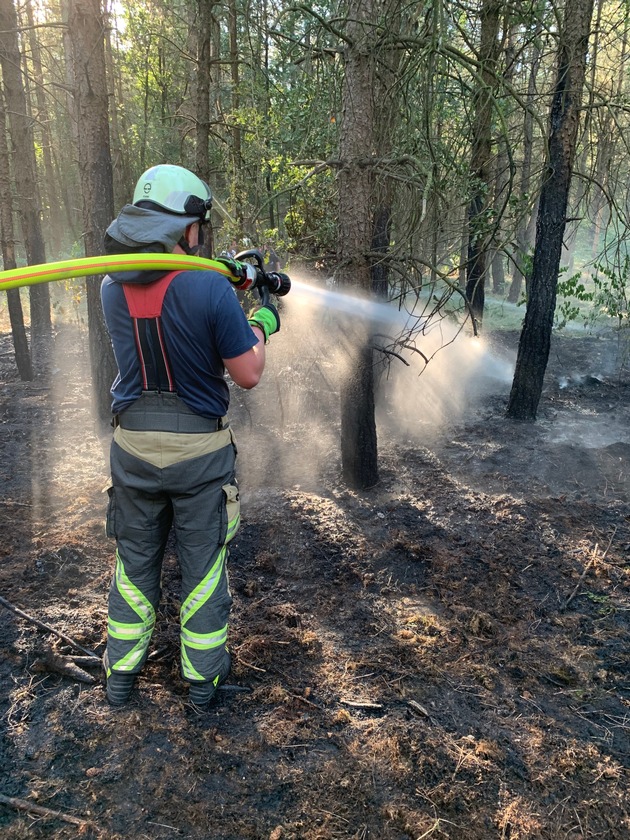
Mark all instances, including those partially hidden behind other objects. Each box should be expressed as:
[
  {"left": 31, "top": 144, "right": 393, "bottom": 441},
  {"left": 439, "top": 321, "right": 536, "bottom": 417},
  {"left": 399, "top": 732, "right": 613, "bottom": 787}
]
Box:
[
  {"left": 0, "top": 595, "right": 99, "bottom": 659},
  {"left": 0, "top": 793, "right": 95, "bottom": 829}
]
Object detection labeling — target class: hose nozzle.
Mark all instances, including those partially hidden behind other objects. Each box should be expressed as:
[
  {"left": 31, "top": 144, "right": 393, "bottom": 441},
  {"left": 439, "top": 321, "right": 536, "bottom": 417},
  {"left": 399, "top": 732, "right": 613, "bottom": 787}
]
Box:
[{"left": 232, "top": 249, "right": 291, "bottom": 304}]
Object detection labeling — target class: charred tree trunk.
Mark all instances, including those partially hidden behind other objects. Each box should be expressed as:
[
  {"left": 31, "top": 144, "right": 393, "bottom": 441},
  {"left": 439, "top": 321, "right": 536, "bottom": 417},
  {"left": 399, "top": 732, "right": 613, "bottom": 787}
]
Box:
[
  {"left": 0, "top": 91, "right": 32, "bottom": 381},
  {"left": 338, "top": 0, "right": 378, "bottom": 490},
  {"left": 507, "top": 0, "right": 595, "bottom": 421},
  {"left": 195, "top": 0, "right": 214, "bottom": 185},
  {"left": 0, "top": 0, "right": 51, "bottom": 370},
  {"left": 67, "top": 0, "right": 117, "bottom": 426}
]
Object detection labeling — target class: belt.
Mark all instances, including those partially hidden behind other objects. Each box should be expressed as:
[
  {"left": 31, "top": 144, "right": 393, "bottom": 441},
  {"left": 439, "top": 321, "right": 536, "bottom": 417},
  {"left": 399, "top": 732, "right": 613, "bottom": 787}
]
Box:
[
  {"left": 114, "top": 413, "right": 225, "bottom": 433},
  {"left": 113, "top": 393, "right": 227, "bottom": 434}
]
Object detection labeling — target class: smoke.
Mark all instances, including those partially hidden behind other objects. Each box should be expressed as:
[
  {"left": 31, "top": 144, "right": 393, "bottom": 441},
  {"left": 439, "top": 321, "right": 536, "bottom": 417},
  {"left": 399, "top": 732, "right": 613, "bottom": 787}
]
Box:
[{"left": 234, "top": 271, "right": 516, "bottom": 491}]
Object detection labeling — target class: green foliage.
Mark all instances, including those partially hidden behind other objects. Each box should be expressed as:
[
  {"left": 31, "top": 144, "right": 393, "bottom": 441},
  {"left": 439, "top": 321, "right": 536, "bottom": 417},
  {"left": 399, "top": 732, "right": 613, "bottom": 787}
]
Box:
[
  {"left": 19, "top": 0, "right": 630, "bottom": 300},
  {"left": 112, "top": 0, "right": 198, "bottom": 175},
  {"left": 555, "top": 270, "right": 592, "bottom": 329},
  {"left": 555, "top": 258, "right": 630, "bottom": 333},
  {"left": 283, "top": 170, "right": 337, "bottom": 257},
  {"left": 590, "top": 259, "right": 630, "bottom": 330}
]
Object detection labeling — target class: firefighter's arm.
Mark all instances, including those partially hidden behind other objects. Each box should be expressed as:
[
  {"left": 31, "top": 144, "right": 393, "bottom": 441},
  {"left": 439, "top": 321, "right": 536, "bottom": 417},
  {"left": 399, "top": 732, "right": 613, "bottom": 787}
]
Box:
[
  {"left": 223, "top": 303, "right": 279, "bottom": 389},
  {"left": 224, "top": 331, "right": 265, "bottom": 389}
]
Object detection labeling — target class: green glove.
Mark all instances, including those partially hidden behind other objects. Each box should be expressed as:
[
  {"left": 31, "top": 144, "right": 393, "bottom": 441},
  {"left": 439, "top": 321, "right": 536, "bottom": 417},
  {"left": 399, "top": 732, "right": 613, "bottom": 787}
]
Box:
[{"left": 248, "top": 303, "right": 280, "bottom": 342}]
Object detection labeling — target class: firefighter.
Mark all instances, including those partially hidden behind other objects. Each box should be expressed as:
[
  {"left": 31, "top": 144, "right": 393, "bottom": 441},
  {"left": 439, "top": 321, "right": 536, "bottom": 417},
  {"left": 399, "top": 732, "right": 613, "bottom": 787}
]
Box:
[{"left": 100, "top": 164, "right": 280, "bottom": 708}]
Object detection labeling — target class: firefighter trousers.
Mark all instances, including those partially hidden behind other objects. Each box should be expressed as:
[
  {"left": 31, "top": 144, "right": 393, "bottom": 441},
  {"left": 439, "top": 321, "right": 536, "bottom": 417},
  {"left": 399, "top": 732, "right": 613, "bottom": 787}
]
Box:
[{"left": 105, "top": 424, "right": 239, "bottom": 689}]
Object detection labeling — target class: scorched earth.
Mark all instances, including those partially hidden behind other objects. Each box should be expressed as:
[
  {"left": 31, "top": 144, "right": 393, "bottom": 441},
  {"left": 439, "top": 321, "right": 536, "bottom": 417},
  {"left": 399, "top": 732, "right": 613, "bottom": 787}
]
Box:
[{"left": 0, "top": 309, "right": 629, "bottom": 840}]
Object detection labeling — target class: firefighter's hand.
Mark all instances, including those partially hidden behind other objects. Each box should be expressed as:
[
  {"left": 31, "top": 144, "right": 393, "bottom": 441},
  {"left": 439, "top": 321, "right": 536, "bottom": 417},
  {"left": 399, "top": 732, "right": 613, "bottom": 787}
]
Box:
[
  {"left": 248, "top": 303, "right": 280, "bottom": 342},
  {"left": 215, "top": 257, "right": 250, "bottom": 285},
  {"left": 215, "top": 256, "right": 241, "bottom": 275}
]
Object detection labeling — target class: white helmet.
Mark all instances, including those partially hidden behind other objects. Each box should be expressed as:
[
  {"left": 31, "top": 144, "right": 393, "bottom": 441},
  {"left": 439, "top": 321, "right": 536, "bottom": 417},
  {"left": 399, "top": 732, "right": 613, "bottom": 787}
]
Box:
[{"left": 133, "top": 164, "right": 212, "bottom": 221}]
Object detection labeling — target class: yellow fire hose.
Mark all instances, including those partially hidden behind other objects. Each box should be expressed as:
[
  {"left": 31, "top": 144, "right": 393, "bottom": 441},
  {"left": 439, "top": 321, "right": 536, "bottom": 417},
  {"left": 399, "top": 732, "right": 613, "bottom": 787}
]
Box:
[{"left": 0, "top": 253, "right": 235, "bottom": 292}]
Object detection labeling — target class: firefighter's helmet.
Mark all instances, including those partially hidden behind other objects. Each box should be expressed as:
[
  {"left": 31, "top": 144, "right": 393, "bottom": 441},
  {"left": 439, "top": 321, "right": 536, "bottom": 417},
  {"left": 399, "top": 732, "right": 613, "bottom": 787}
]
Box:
[{"left": 133, "top": 164, "right": 212, "bottom": 222}]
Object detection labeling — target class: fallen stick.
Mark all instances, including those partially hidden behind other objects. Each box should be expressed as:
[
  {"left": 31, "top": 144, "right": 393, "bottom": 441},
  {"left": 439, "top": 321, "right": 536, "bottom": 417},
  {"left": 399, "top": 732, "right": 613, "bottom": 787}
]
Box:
[
  {"left": 69, "top": 655, "right": 103, "bottom": 669},
  {"left": 0, "top": 595, "right": 99, "bottom": 659},
  {"left": 0, "top": 792, "right": 94, "bottom": 828},
  {"left": 340, "top": 698, "right": 383, "bottom": 710},
  {"left": 560, "top": 554, "right": 597, "bottom": 611},
  {"left": 407, "top": 699, "right": 432, "bottom": 719},
  {"left": 560, "top": 527, "right": 617, "bottom": 611}
]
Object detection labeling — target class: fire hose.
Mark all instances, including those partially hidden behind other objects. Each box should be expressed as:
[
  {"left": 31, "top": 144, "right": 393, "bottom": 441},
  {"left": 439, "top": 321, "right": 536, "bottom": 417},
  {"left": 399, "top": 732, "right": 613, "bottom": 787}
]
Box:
[{"left": 0, "top": 248, "right": 291, "bottom": 306}]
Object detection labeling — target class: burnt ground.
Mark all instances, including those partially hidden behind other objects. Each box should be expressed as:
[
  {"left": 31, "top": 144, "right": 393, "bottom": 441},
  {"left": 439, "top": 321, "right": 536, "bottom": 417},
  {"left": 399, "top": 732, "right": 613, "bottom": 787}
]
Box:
[{"left": 0, "top": 316, "right": 629, "bottom": 840}]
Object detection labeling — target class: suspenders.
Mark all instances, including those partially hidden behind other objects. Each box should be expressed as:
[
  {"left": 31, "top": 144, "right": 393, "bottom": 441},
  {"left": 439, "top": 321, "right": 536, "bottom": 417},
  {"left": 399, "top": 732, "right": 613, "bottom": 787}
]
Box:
[{"left": 122, "top": 271, "right": 182, "bottom": 392}]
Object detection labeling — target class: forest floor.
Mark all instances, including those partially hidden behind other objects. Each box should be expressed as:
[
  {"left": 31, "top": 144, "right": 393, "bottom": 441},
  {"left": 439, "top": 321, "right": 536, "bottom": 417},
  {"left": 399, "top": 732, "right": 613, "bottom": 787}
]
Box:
[{"left": 0, "top": 301, "right": 629, "bottom": 840}]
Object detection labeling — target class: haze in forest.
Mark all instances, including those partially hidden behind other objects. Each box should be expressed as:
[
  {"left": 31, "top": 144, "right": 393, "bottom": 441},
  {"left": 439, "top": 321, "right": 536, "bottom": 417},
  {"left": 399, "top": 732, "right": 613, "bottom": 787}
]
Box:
[
  {"left": 252, "top": 273, "right": 515, "bottom": 452},
  {"left": 0, "top": 0, "right": 627, "bottom": 482}
]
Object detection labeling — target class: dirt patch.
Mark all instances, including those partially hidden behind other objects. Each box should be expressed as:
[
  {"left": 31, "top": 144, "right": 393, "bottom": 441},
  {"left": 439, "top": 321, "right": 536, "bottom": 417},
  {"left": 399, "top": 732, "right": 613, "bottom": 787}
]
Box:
[{"left": 0, "top": 323, "right": 629, "bottom": 840}]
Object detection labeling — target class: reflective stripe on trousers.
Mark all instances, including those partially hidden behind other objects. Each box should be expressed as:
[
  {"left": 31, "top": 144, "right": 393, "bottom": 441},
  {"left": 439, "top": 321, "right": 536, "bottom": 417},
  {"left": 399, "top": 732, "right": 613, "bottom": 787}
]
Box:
[
  {"left": 106, "top": 549, "right": 156, "bottom": 673},
  {"left": 180, "top": 544, "right": 229, "bottom": 681}
]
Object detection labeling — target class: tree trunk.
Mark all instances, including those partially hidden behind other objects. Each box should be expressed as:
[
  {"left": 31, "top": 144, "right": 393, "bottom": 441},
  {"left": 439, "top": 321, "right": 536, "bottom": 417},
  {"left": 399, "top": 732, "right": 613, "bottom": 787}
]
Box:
[
  {"left": 563, "top": 0, "right": 605, "bottom": 273},
  {"left": 507, "top": 31, "right": 542, "bottom": 304},
  {"left": 490, "top": 16, "right": 515, "bottom": 296},
  {"left": 0, "top": 0, "right": 51, "bottom": 370},
  {"left": 371, "top": 207, "right": 391, "bottom": 299},
  {"left": 458, "top": 210, "right": 468, "bottom": 289},
  {"left": 24, "top": 1, "right": 64, "bottom": 253},
  {"left": 464, "top": 0, "right": 502, "bottom": 330},
  {"left": 228, "top": 0, "right": 242, "bottom": 226},
  {"left": 338, "top": 0, "right": 378, "bottom": 490},
  {"left": 507, "top": 0, "right": 595, "bottom": 421},
  {"left": 370, "top": 0, "right": 403, "bottom": 301},
  {"left": 103, "top": 3, "right": 131, "bottom": 209},
  {"left": 491, "top": 249, "right": 505, "bottom": 294},
  {"left": 195, "top": 0, "right": 212, "bottom": 185},
  {"left": 195, "top": 0, "right": 216, "bottom": 255},
  {"left": 262, "top": 0, "right": 276, "bottom": 232},
  {"left": 57, "top": 0, "right": 82, "bottom": 242},
  {"left": 0, "top": 90, "right": 32, "bottom": 380},
  {"left": 67, "top": 0, "right": 117, "bottom": 426}
]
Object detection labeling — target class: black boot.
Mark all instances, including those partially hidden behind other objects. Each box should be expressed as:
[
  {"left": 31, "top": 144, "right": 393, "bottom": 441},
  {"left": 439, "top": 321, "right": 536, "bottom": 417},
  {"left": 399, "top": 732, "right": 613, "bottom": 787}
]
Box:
[
  {"left": 103, "top": 652, "right": 136, "bottom": 705},
  {"left": 188, "top": 651, "right": 232, "bottom": 709},
  {"left": 106, "top": 672, "right": 136, "bottom": 705}
]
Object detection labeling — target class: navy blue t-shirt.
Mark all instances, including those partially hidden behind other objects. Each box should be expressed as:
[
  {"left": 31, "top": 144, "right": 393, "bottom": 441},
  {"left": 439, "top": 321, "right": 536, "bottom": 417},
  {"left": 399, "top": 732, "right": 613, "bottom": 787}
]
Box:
[{"left": 101, "top": 270, "right": 257, "bottom": 418}]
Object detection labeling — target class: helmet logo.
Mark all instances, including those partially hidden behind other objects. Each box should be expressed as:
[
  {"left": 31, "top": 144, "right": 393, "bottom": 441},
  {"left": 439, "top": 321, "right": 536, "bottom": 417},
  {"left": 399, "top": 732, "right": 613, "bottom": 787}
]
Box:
[{"left": 143, "top": 183, "right": 151, "bottom": 195}]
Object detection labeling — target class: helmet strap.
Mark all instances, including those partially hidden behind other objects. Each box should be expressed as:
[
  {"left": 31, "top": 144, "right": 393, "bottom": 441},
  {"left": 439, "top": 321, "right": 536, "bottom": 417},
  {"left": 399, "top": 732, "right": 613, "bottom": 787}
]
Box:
[
  {"left": 177, "top": 236, "right": 196, "bottom": 255},
  {"left": 178, "top": 224, "right": 204, "bottom": 256}
]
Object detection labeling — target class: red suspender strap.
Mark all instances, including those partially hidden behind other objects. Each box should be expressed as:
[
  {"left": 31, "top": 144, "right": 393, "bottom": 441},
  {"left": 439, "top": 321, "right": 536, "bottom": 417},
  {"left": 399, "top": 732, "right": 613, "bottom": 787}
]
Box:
[{"left": 122, "top": 270, "right": 182, "bottom": 317}]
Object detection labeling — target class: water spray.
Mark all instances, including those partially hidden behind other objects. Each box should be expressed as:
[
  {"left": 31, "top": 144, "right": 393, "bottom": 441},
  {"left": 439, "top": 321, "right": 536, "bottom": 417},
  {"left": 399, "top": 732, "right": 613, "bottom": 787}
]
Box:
[{"left": 287, "top": 276, "right": 426, "bottom": 334}]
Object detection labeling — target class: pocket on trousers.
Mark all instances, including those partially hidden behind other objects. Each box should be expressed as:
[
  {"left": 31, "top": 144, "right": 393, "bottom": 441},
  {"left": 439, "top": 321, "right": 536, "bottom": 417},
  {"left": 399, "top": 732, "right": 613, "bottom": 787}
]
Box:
[
  {"left": 220, "top": 483, "right": 241, "bottom": 545},
  {"left": 105, "top": 486, "right": 117, "bottom": 539}
]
